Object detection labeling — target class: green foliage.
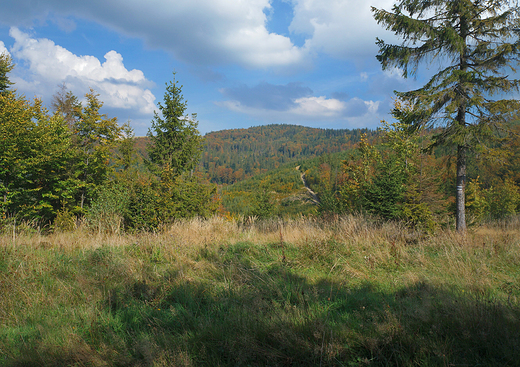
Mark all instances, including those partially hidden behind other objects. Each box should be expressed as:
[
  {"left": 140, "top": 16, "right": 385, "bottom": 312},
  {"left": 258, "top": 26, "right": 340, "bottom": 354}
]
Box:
[
  {"left": 134, "top": 73, "right": 219, "bottom": 227},
  {"left": 249, "top": 182, "right": 276, "bottom": 219},
  {"left": 115, "top": 121, "right": 136, "bottom": 171},
  {"left": 317, "top": 183, "right": 349, "bottom": 215},
  {"left": 373, "top": 0, "right": 520, "bottom": 231},
  {"left": 0, "top": 89, "right": 80, "bottom": 223},
  {"left": 318, "top": 117, "right": 447, "bottom": 228},
  {"left": 51, "top": 82, "right": 81, "bottom": 129},
  {"left": 147, "top": 73, "right": 203, "bottom": 181},
  {"left": 466, "top": 176, "right": 520, "bottom": 222},
  {"left": 362, "top": 155, "right": 407, "bottom": 220},
  {"left": 402, "top": 202, "right": 437, "bottom": 232},
  {"left": 89, "top": 170, "right": 220, "bottom": 232},
  {"left": 485, "top": 178, "right": 520, "bottom": 219},
  {"left": 73, "top": 89, "right": 122, "bottom": 210},
  {"left": 53, "top": 207, "right": 76, "bottom": 232},
  {"left": 123, "top": 172, "right": 165, "bottom": 231},
  {"left": 338, "top": 134, "right": 381, "bottom": 213},
  {"left": 86, "top": 181, "right": 129, "bottom": 233},
  {"left": 465, "top": 177, "right": 488, "bottom": 223},
  {"left": 168, "top": 173, "right": 220, "bottom": 219},
  {"left": 0, "top": 53, "right": 14, "bottom": 93},
  {"left": 0, "top": 91, "right": 38, "bottom": 218},
  {"left": 0, "top": 64, "right": 123, "bottom": 225}
]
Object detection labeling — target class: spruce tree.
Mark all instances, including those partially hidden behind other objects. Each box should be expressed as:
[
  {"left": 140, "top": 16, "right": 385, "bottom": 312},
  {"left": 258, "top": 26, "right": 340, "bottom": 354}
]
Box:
[
  {"left": 0, "top": 53, "right": 14, "bottom": 93},
  {"left": 147, "top": 73, "right": 203, "bottom": 182},
  {"left": 372, "top": 0, "right": 520, "bottom": 232}
]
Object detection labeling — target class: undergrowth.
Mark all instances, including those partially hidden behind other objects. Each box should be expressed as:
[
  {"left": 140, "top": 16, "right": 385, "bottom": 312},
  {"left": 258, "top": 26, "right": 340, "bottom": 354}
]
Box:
[{"left": 1, "top": 215, "right": 519, "bottom": 366}]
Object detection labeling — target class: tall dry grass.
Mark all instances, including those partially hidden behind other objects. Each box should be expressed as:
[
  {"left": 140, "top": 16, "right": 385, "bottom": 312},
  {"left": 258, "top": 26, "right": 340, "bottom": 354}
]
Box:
[{"left": 1, "top": 214, "right": 519, "bottom": 366}]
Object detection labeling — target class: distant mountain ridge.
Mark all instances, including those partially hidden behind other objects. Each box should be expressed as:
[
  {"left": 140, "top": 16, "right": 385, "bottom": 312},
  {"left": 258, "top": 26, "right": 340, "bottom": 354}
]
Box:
[
  {"left": 200, "top": 124, "right": 376, "bottom": 184},
  {"left": 134, "top": 124, "right": 377, "bottom": 184}
]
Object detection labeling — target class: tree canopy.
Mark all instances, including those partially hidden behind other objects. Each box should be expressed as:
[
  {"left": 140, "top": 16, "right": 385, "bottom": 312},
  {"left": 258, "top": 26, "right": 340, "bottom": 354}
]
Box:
[
  {"left": 372, "top": 0, "right": 520, "bottom": 231},
  {"left": 147, "top": 73, "right": 203, "bottom": 181},
  {"left": 0, "top": 53, "right": 14, "bottom": 93}
]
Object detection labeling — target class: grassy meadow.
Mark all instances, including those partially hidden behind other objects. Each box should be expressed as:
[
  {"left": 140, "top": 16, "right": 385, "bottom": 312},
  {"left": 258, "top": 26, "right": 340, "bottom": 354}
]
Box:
[{"left": 1, "top": 216, "right": 519, "bottom": 366}]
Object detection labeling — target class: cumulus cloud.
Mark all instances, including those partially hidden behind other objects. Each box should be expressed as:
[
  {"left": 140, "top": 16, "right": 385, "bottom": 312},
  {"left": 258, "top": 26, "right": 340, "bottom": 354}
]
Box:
[
  {"left": 0, "top": 0, "right": 396, "bottom": 69},
  {"left": 8, "top": 27, "right": 156, "bottom": 114},
  {"left": 218, "top": 81, "right": 380, "bottom": 127},
  {"left": 289, "top": 96, "right": 345, "bottom": 117},
  {"left": 0, "top": 41, "right": 8, "bottom": 56},
  {"left": 0, "top": 0, "right": 305, "bottom": 69},
  {"left": 290, "top": 0, "right": 396, "bottom": 60}
]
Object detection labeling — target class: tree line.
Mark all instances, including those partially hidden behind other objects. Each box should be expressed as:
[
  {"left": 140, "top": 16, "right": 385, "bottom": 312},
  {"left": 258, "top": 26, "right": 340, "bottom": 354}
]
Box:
[
  {"left": 0, "top": 55, "right": 218, "bottom": 232},
  {"left": 200, "top": 124, "right": 377, "bottom": 184},
  {"left": 3, "top": 0, "right": 520, "bottom": 233}
]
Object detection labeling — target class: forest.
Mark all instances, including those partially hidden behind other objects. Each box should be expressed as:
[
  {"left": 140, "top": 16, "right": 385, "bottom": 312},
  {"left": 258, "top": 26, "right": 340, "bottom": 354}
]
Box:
[
  {"left": 0, "top": 58, "right": 218, "bottom": 232},
  {"left": 2, "top": 46, "right": 520, "bottom": 232},
  {"left": 2, "top": 1, "right": 520, "bottom": 365}
]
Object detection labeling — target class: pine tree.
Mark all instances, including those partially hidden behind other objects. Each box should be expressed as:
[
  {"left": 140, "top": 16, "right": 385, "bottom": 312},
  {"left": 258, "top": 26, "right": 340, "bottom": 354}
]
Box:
[{"left": 372, "top": 0, "right": 520, "bottom": 232}]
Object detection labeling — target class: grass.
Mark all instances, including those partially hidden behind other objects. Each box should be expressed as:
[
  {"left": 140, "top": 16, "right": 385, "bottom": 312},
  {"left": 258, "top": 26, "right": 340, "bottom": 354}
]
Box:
[{"left": 1, "top": 215, "right": 519, "bottom": 366}]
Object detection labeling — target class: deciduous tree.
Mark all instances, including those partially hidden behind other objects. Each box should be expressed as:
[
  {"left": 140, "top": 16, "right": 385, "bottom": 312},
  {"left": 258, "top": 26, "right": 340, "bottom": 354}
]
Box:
[
  {"left": 51, "top": 83, "right": 81, "bottom": 130},
  {"left": 74, "top": 89, "right": 122, "bottom": 209}
]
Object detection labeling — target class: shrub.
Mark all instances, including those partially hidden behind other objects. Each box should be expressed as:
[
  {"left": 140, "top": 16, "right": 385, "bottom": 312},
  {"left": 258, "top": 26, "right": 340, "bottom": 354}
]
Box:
[
  {"left": 53, "top": 208, "right": 76, "bottom": 232},
  {"left": 85, "top": 182, "right": 129, "bottom": 233}
]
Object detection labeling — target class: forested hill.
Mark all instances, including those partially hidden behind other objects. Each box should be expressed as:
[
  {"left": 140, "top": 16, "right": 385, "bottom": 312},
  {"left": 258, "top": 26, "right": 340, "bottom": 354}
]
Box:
[{"left": 199, "top": 124, "right": 377, "bottom": 184}]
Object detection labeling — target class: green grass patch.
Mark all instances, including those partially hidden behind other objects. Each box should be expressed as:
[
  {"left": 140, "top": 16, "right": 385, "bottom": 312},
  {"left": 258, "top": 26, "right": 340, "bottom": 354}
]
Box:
[{"left": 1, "top": 218, "right": 520, "bottom": 366}]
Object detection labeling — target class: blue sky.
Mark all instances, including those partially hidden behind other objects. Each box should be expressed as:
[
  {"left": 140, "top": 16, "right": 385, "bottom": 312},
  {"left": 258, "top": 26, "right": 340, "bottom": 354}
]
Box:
[{"left": 0, "top": 0, "right": 422, "bottom": 136}]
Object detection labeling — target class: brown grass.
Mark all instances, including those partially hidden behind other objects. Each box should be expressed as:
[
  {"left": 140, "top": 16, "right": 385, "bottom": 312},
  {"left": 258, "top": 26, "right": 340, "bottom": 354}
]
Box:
[{"left": 1, "top": 215, "right": 519, "bottom": 366}]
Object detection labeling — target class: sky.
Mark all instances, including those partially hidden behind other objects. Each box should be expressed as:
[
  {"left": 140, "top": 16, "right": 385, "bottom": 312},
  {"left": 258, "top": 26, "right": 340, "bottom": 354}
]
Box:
[{"left": 0, "top": 0, "right": 424, "bottom": 136}]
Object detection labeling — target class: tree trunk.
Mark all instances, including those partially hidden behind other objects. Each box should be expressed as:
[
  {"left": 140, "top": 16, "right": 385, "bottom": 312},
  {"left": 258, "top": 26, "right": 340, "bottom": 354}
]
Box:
[
  {"left": 456, "top": 144, "right": 467, "bottom": 232},
  {"left": 456, "top": 24, "right": 469, "bottom": 233}
]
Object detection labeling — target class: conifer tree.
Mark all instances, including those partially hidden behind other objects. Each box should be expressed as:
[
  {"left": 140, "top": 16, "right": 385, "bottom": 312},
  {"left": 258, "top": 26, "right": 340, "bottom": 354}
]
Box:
[
  {"left": 0, "top": 53, "right": 14, "bottom": 93},
  {"left": 147, "top": 73, "right": 203, "bottom": 182},
  {"left": 372, "top": 0, "right": 520, "bottom": 232}
]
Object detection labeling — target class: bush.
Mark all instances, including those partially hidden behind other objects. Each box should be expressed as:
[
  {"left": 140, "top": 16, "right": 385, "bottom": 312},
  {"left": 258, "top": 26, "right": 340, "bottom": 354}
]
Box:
[
  {"left": 53, "top": 208, "right": 76, "bottom": 232},
  {"left": 485, "top": 178, "right": 520, "bottom": 219},
  {"left": 362, "top": 156, "right": 406, "bottom": 220},
  {"left": 86, "top": 182, "right": 129, "bottom": 233}
]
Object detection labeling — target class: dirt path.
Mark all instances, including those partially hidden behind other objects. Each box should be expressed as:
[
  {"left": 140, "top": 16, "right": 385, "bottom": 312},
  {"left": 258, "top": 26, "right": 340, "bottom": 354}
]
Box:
[{"left": 296, "top": 166, "right": 320, "bottom": 205}]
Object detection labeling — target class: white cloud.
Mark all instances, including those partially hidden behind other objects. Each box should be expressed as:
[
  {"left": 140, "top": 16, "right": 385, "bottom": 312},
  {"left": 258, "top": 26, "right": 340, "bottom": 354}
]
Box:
[
  {"left": 0, "top": 0, "right": 305, "bottom": 69},
  {"left": 8, "top": 27, "right": 156, "bottom": 114},
  {"left": 0, "top": 0, "right": 399, "bottom": 69},
  {"left": 0, "top": 0, "right": 394, "bottom": 68},
  {"left": 290, "top": 0, "right": 396, "bottom": 60},
  {"left": 218, "top": 94, "right": 381, "bottom": 128},
  {"left": 290, "top": 96, "right": 345, "bottom": 117},
  {"left": 0, "top": 41, "right": 9, "bottom": 56}
]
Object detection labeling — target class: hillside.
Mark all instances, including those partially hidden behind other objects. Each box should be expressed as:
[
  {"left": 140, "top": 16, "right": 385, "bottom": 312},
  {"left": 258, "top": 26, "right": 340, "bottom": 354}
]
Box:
[
  {"left": 201, "top": 124, "right": 376, "bottom": 184},
  {"left": 221, "top": 150, "right": 356, "bottom": 217},
  {"left": 134, "top": 124, "right": 377, "bottom": 185}
]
